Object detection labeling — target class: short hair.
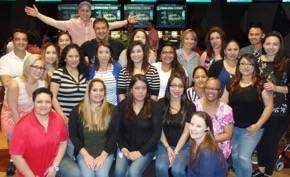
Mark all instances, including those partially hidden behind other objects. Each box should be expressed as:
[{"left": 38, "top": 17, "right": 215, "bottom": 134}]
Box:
[
  {"left": 12, "top": 28, "right": 28, "bottom": 39},
  {"left": 32, "top": 87, "right": 53, "bottom": 102},
  {"left": 248, "top": 23, "right": 264, "bottom": 33},
  {"left": 93, "top": 18, "right": 109, "bottom": 29}
]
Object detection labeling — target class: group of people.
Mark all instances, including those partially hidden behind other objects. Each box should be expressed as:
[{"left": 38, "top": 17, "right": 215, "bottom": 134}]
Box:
[{"left": 0, "top": 1, "right": 289, "bottom": 177}]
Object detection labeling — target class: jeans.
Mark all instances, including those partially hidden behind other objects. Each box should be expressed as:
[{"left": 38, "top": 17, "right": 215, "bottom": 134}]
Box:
[
  {"left": 114, "top": 148, "right": 154, "bottom": 177},
  {"left": 59, "top": 155, "right": 82, "bottom": 177},
  {"left": 231, "top": 126, "right": 263, "bottom": 177},
  {"left": 155, "top": 143, "right": 189, "bottom": 177},
  {"left": 77, "top": 154, "right": 114, "bottom": 177}
]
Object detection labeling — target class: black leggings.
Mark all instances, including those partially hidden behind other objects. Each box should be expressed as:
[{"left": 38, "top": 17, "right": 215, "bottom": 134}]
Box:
[{"left": 256, "top": 115, "right": 289, "bottom": 175}]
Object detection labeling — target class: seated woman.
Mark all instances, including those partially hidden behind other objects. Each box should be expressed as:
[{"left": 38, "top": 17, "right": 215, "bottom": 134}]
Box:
[
  {"left": 155, "top": 73, "right": 196, "bottom": 177},
  {"left": 195, "top": 77, "right": 233, "bottom": 159},
  {"left": 187, "top": 111, "right": 227, "bottom": 177},
  {"left": 115, "top": 74, "right": 162, "bottom": 177},
  {"left": 10, "top": 87, "right": 68, "bottom": 177},
  {"left": 69, "top": 78, "right": 118, "bottom": 177}
]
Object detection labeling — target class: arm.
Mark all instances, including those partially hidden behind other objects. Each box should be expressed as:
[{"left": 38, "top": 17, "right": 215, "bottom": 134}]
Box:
[
  {"left": 148, "top": 67, "right": 160, "bottom": 101},
  {"left": 50, "top": 82, "right": 68, "bottom": 124},
  {"left": 117, "top": 69, "right": 129, "bottom": 102},
  {"left": 220, "top": 88, "right": 229, "bottom": 103},
  {"left": 11, "top": 155, "right": 35, "bottom": 177},
  {"left": 1, "top": 75, "right": 13, "bottom": 87},
  {"left": 199, "top": 52, "right": 207, "bottom": 67},
  {"left": 7, "top": 80, "right": 20, "bottom": 122},
  {"left": 109, "top": 16, "right": 138, "bottom": 30},
  {"left": 104, "top": 107, "right": 118, "bottom": 154},
  {"left": 160, "top": 130, "right": 175, "bottom": 165},
  {"left": 25, "top": 5, "right": 67, "bottom": 31},
  {"left": 215, "top": 124, "right": 233, "bottom": 142},
  {"left": 68, "top": 109, "right": 84, "bottom": 155},
  {"left": 174, "top": 123, "right": 189, "bottom": 154}
]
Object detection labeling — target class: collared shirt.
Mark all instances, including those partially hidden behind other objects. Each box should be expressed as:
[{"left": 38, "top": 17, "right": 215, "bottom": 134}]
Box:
[
  {"left": 10, "top": 110, "right": 68, "bottom": 177},
  {"left": 239, "top": 45, "right": 262, "bottom": 58}
]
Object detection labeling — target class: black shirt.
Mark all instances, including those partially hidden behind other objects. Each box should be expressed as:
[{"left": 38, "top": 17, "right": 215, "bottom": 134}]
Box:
[
  {"left": 81, "top": 38, "right": 125, "bottom": 64},
  {"left": 158, "top": 98, "right": 196, "bottom": 146},
  {"left": 117, "top": 99, "right": 162, "bottom": 155}
]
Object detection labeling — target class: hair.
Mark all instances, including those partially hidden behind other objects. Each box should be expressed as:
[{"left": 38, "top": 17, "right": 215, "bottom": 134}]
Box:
[
  {"left": 229, "top": 53, "right": 263, "bottom": 93},
  {"left": 94, "top": 42, "right": 113, "bottom": 71},
  {"left": 130, "top": 29, "right": 150, "bottom": 52},
  {"left": 126, "top": 41, "right": 149, "bottom": 75},
  {"left": 157, "top": 43, "right": 187, "bottom": 77},
  {"left": 22, "top": 54, "right": 45, "bottom": 81},
  {"left": 163, "top": 73, "right": 189, "bottom": 125},
  {"left": 205, "top": 77, "right": 223, "bottom": 97},
  {"left": 32, "top": 87, "right": 53, "bottom": 102},
  {"left": 78, "top": 78, "right": 113, "bottom": 131},
  {"left": 125, "top": 74, "right": 152, "bottom": 119},
  {"left": 93, "top": 18, "right": 109, "bottom": 29},
  {"left": 204, "top": 26, "right": 226, "bottom": 59},
  {"left": 59, "top": 43, "right": 88, "bottom": 78},
  {"left": 57, "top": 31, "right": 72, "bottom": 44},
  {"left": 189, "top": 111, "right": 221, "bottom": 166},
  {"left": 12, "top": 28, "right": 28, "bottom": 40},
  {"left": 247, "top": 23, "right": 264, "bottom": 34},
  {"left": 180, "top": 29, "right": 198, "bottom": 48},
  {"left": 41, "top": 42, "right": 59, "bottom": 69},
  {"left": 262, "top": 31, "right": 287, "bottom": 76},
  {"left": 224, "top": 40, "right": 240, "bottom": 59},
  {"left": 191, "top": 66, "right": 208, "bottom": 87}
]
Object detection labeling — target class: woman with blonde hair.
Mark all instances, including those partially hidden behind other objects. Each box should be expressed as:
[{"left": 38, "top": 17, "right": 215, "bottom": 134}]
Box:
[{"left": 69, "top": 78, "right": 118, "bottom": 177}]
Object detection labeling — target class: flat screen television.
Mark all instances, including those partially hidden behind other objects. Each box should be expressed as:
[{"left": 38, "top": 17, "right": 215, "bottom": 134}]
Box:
[
  {"left": 57, "top": 4, "right": 78, "bottom": 20},
  {"left": 156, "top": 4, "right": 186, "bottom": 29},
  {"left": 124, "top": 4, "right": 154, "bottom": 28},
  {"left": 92, "top": 4, "right": 121, "bottom": 22}
]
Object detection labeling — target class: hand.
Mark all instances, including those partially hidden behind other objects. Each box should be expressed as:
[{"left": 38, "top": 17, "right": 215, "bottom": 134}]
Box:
[
  {"left": 83, "top": 154, "right": 95, "bottom": 170},
  {"left": 127, "top": 15, "right": 138, "bottom": 24},
  {"left": 264, "top": 81, "right": 276, "bottom": 92},
  {"left": 24, "top": 5, "right": 39, "bottom": 17},
  {"left": 121, "top": 148, "right": 130, "bottom": 158},
  {"left": 94, "top": 152, "right": 108, "bottom": 170},
  {"left": 246, "top": 123, "right": 260, "bottom": 134},
  {"left": 166, "top": 147, "right": 175, "bottom": 167},
  {"left": 128, "top": 151, "right": 142, "bottom": 161},
  {"left": 44, "top": 166, "right": 57, "bottom": 177}
]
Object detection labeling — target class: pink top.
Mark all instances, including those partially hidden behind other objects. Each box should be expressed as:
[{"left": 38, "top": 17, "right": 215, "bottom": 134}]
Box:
[
  {"left": 195, "top": 99, "right": 234, "bottom": 159},
  {"left": 62, "top": 18, "right": 95, "bottom": 46},
  {"left": 148, "top": 28, "right": 159, "bottom": 50}
]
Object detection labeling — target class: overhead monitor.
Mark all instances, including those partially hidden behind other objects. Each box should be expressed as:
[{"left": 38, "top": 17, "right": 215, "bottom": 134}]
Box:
[
  {"left": 124, "top": 4, "right": 154, "bottom": 28},
  {"left": 130, "top": 0, "right": 156, "bottom": 2},
  {"left": 186, "top": 0, "right": 211, "bottom": 2},
  {"left": 226, "top": 0, "right": 252, "bottom": 2},
  {"left": 92, "top": 0, "right": 118, "bottom": 2},
  {"left": 58, "top": 4, "right": 78, "bottom": 20},
  {"left": 92, "top": 4, "right": 121, "bottom": 22},
  {"left": 156, "top": 4, "right": 186, "bottom": 29},
  {"left": 35, "top": 0, "right": 61, "bottom": 2}
]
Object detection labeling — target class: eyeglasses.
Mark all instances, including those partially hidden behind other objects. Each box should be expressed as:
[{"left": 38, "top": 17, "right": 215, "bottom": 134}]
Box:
[
  {"left": 30, "top": 65, "right": 45, "bottom": 71},
  {"left": 239, "top": 62, "right": 253, "bottom": 67},
  {"left": 170, "top": 84, "right": 184, "bottom": 89}
]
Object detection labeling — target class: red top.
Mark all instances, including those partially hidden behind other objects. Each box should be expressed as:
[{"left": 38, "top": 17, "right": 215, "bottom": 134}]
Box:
[{"left": 10, "top": 110, "right": 68, "bottom": 177}]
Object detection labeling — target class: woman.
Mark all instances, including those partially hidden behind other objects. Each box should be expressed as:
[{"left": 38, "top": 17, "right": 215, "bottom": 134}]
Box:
[
  {"left": 187, "top": 111, "right": 227, "bottom": 177},
  {"left": 50, "top": 43, "right": 88, "bottom": 123},
  {"left": 186, "top": 66, "right": 208, "bottom": 103},
  {"left": 89, "top": 43, "right": 121, "bottom": 105},
  {"left": 155, "top": 73, "right": 196, "bottom": 177},
  {"left": 69, "top": 79, "right": 118, "bottom": 177},
  {"left": 176, "top": 29, "right": 200, "bottom": 84},
  {"left": 57, "top": 31, "right": 72, "bottom": 54},
  {"left": 1, "top": 54, "right": 46, "bottom": 139},
  {"left": 200, "top": 26, "right": 226, "bottom": 70},
  {"left": 119, "top": 29, "right": 156, "bottom": 67},
  {"left": 222, "top": 53, "right": 273, "bottom": 177},
  {"left": 208, "top": 40, "right": 240, "bottom": 91},
  {"left": 115, "top": 74, "right": 162, "bottom": 177},
  {"left": 41, "top": 42, "right": 59, "bottom": 82},
  {"left": 195, "top": 77, "right": 233, "bottom": 159},
  {"left": 10, "top": 87, "right": 67, "bottom": 177},
  {"left": 117, "top": 41, "right": 160, "bottom": 101},
  {"left": 152, "top": 43, "right": 187, "bottom": 99},
  {"left": 253, "top": 31, "right": 290, "bottom": 177}
]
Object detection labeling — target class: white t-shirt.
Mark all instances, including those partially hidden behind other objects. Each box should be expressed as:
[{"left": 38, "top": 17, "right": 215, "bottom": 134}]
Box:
[{"left": 152, "top": 62, "right": 171, "bottom": 99}]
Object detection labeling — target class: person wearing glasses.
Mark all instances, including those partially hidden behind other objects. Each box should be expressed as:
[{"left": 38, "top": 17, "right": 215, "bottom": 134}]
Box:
[
  {"left": 221, "top": 54, "right": 273, "bottom": 177},
  {"left": 155, "top": 73, "right": 196, "bottom": 177}
]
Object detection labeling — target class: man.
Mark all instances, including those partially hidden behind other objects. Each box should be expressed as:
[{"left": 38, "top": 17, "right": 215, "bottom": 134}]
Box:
[
  {"left": 81, "top": 18, "right": 125, "bottom": 63},
  {"left": 147, "top": 21, "right": 159, "bottom": 52},
  {"left": 0, "top": 29, "right": 30, "bottom": 87},
  {"left": 240, "top": 23, "right": 265, "bottom": 58}
]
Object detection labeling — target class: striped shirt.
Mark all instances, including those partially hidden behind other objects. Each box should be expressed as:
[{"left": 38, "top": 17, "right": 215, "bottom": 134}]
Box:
[
  {"left": 186, "top": 87, "right": 200, "bottom": 104},
  {"left": 117, "top": 65, "right": 160, "bottom": 97},
  {"left": 93, "top": 68, "right": 118, "bottom": 105},
  {"left": 51, "top": 68, "right": 87, "bottom": 117}
]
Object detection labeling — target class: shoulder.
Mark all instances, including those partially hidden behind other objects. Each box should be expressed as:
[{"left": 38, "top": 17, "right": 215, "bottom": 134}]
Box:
[{"left": 8, "top": 78, "right": 19, "bottom": 90}]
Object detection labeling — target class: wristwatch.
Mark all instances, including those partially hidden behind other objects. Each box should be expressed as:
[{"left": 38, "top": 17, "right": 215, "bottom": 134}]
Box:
[{"left": 53, "top": 165, "right": 59, "bottom": 172}]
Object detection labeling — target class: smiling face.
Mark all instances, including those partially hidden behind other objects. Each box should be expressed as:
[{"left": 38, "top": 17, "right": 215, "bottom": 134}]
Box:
[
  {"left": 183, "top": 32, "right": 197, "bottom": 50},
  {"left": 130, "top": 45, "right": 144, "bottom": 65},
  {"left": 94, "top": 22, "right": 109, "bottom": 41},
  {"left": 263, "top": 36, "right": 281, "bottom": 57},
  {"left": 13, "top": 32, "right": 28, "bottom": 52},
  {"left": 65, "top": 48, "right": 80, "bottom": 69},
  {"left": 34, "top": 93, "right": 52, "bottom": 117},
  {"left": 78, "top": 4, "right": 91, "bottom": 22},
  {"left": 248, "top": 27, "right": 264, "bottom": 46},
  {"left": 169, "top": 77, "right": 184, "bottom": 99},
  {"left": 224, "top": 41, "right": 239, "bottom": 61},
  {"left": 89, "top": 81, "right": 105, "bottom": 104},
  {"left": 204, "top": 78, "right": 221, "bottom": 102},
  {"left": 193, "top": 68, "right": 208, "bottom": 89},
  {"left": 97, "top": 45, "right": 111, "bottom": 65},
  {"left": 58, "top": 34, "right": 71, "bottom": 51},
  {"left": 131, "top": 80, "right": 147, "bottom": 102},
  {"left": 133, "top": 31, "right": 147, "bottom": 45},
  {"left": 189, "top": 114, "right": 208, "bottom": 141},
  {"left": 29, "top": 60, "right": 45, "bottom": 80},
  {"left": 238, "top": 57, "right": 255, "bottom": 77},
  {"left": 44, "top": 45, "right": 58, "bottom": 65},
  {"left": 210, "top": 32, "right": 222, "bottom": 49},
  {"left": 160, "top": 46, "right": 175, "bottom": 65}
]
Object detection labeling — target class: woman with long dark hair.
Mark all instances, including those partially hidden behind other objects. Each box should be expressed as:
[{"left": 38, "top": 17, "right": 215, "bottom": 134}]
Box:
[
  {"left": 187, "top": 111, "right": 227, "bottom": 177},
  {"left": 155, "top": 73, "right": 195, "bottom": 177},
  {"left": 115, "top": 74, "right": 162, "bottom": 177},
  {"left": 222, "top": 53, "right": 273, "bottom": 177}
]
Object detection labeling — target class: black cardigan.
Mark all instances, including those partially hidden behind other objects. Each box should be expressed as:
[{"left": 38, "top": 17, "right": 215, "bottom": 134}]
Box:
[
  {"left": 208, "top": 59, "right": 224, "bottom": 77},
  {"left": 68, "top": 104, "right": 118, "bottom": 157}
]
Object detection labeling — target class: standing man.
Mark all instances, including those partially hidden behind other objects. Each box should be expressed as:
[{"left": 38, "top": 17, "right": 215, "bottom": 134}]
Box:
[
  {"left": 147, "top": 21, "right": 159, "bottom": 52},
  {"left": 240, "top": 23, "right": 265, "bottom": 58},
  {"left": 81, "top": 18, "right": 125, "bottom": 63}
]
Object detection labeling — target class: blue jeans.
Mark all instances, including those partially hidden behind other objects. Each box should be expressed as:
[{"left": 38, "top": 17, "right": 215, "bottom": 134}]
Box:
[
  {"left": 114, "top": 148, "right": 154, "bottom": 177},
  {"left": 77, "top": 154, "right": 114, "bottom": 177},
  {"left": 59, "top": 155, "right": 82, "bottom": 177},
  {"left": 155, "top": 143, "right": 189, "bottom": 177},
  {"left": 231, "top": 126, "right": 263, "bottom": 177}
]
